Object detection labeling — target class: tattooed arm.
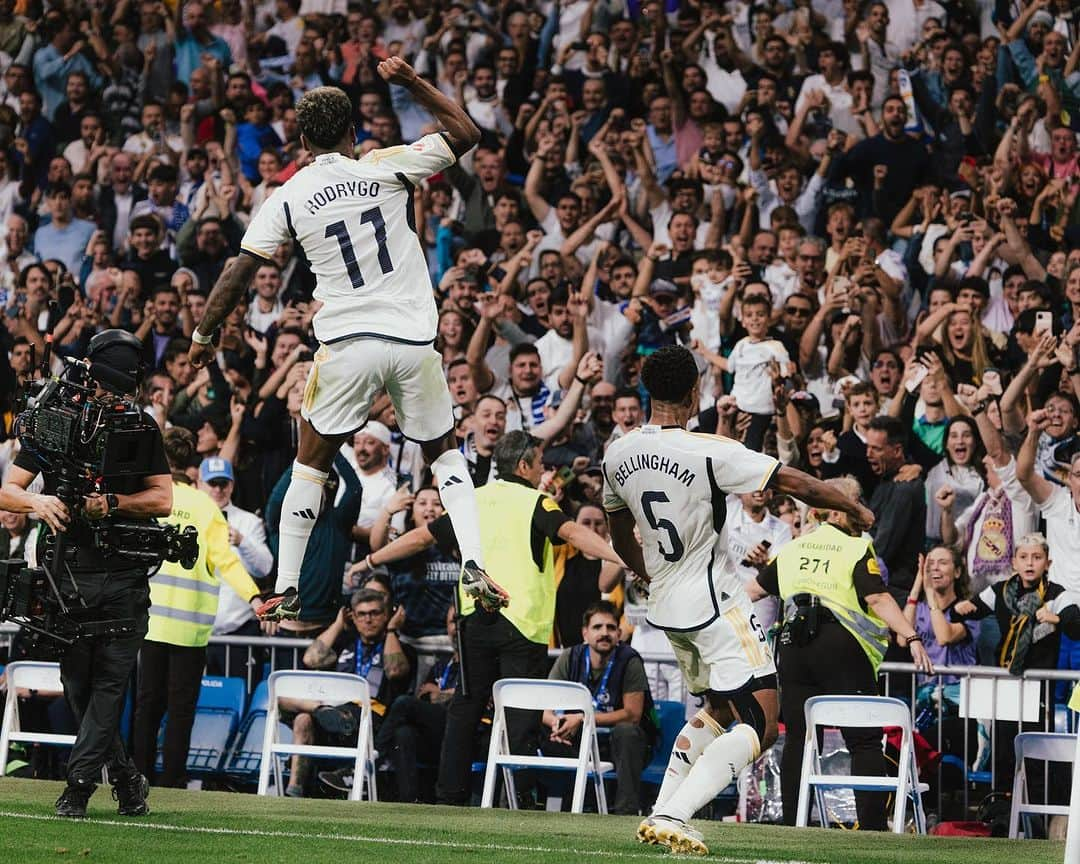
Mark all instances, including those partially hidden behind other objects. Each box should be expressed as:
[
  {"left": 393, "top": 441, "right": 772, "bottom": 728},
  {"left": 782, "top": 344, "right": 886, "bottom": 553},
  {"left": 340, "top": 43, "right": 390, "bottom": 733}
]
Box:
[{"left": 189, "top": 253, "right": 260, "bottom": 368}]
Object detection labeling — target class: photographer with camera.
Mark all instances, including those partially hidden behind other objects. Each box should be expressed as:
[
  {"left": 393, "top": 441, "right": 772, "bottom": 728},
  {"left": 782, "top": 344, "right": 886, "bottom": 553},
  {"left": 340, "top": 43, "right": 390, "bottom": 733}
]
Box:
[{"left": 0, "top": 329, "right": 173, "bottom": 819}]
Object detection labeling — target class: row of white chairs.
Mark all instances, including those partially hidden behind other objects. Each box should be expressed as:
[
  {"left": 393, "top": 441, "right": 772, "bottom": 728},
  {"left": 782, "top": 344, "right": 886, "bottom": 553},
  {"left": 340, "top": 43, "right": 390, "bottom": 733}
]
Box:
[{"left": 1, "top": 662, "right": 1073, "bottom": 835}]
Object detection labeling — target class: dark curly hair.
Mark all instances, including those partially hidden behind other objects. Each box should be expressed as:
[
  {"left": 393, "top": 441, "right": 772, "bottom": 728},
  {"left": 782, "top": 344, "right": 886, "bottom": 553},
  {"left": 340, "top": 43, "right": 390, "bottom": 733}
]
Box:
[
  {"left": 641, "top": 345, "right": 698, "bottom": 406},
  {"left": 296, "top": 86, "right": 353, "bottom": 150}
]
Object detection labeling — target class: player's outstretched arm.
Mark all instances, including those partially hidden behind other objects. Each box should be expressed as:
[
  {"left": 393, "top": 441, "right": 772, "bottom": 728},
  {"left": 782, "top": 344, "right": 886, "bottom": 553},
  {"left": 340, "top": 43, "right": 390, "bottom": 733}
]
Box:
[
  {"left": 377, "top": 57, "right": 480, "bottom": 157},
  {"left": 771, "top": 465, "right": 875, "bottom": 533},
  {"left": 190, "top": 254, "right": 259, "bottom": 367}
]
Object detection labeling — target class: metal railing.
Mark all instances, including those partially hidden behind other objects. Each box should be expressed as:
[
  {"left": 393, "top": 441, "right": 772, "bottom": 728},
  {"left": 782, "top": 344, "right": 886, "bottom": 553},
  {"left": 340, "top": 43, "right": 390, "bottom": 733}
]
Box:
[
  {"left": 4, "top": 624, "right": 1078, "bottom": 823},
  {"left": 878, "top": 662, "right": 1080, "bottom": 819}
]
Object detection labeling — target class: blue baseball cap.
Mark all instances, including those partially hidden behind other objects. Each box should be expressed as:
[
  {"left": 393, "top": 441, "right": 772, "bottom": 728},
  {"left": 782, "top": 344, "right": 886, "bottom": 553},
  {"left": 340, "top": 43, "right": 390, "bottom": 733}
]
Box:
[{"left": 200, "top": 457, "right": 234, "bottom": 483}]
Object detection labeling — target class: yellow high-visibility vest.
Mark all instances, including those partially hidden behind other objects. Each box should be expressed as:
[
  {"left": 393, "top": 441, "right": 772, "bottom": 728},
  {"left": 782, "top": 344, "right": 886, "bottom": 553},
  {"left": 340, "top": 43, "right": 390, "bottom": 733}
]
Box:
[
  {"left": 458, "top": 479, "right": 560, "bottom": 646},
  {"left": 775, "top": 523, "right": 890, "bottom": 674},
  {"left": 148, "top": 482, "right": 259, "bottom": 648}
]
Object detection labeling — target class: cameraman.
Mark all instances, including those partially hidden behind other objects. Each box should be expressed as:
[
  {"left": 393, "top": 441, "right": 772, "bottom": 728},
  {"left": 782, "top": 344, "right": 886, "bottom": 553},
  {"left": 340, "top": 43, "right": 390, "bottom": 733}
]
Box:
[{"left": 0, "top": 330, "right": 172, "bottom": 819}]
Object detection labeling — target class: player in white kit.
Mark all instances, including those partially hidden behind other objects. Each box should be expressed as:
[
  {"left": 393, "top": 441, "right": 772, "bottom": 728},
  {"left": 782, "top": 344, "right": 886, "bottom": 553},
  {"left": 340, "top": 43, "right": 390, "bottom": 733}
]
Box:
[
  {"left": 190, "top": 59, "right": 505, "bottom": 619},
  {"left": 603, "top": 346, "right": 874, "bottom": 855}
]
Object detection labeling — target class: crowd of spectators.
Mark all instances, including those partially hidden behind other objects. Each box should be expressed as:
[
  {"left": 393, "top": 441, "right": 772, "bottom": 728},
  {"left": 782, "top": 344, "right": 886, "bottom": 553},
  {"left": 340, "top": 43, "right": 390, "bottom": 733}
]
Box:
[{"left": 1, "top": 0, "right": 1080, "bottom": 820}]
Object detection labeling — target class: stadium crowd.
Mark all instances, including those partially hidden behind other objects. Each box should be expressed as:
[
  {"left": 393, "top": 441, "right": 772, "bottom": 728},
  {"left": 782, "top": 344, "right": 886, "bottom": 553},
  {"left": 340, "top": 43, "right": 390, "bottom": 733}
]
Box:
[{"left": 1, "top": 0, "right": 1080, "bottom": 825}]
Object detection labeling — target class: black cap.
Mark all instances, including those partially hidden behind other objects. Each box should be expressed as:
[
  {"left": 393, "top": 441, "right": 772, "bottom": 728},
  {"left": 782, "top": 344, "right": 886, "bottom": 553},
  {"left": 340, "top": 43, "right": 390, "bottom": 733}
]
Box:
[{"left": 85, "top": 329, "right": 143, "bottom": 394}]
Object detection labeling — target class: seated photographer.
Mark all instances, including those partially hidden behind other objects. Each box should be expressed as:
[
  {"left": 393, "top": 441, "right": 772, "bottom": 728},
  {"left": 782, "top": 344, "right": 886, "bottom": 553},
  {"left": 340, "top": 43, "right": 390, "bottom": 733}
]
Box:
[
  {"left": 276, "top": 588, "right": 414, "bottom": 797},
  {"left": 542, "top": 601, "right": 654, "bottom": 816},
  {"left": 0, "top": 329, "right": 172, "bottom": 819}
]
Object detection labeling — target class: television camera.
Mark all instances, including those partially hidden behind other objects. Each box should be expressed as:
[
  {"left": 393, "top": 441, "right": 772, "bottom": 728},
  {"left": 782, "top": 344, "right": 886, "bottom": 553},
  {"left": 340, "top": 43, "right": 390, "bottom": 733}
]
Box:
[{"left": 0, "top": 348, "right": 197, "bottom": 653}]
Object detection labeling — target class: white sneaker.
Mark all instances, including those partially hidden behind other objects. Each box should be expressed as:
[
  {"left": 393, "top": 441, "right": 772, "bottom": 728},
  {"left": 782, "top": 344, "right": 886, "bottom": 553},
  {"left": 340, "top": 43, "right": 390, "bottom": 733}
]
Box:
[{"left": 636, "top": 816, "right": 708, "bottom": 855}]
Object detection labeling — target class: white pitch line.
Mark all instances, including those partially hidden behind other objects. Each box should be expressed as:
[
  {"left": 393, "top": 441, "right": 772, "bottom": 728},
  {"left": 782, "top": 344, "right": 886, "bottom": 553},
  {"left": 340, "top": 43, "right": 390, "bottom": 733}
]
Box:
[{"left": 0, "top": 809, "right": 824, "bottom": 864}]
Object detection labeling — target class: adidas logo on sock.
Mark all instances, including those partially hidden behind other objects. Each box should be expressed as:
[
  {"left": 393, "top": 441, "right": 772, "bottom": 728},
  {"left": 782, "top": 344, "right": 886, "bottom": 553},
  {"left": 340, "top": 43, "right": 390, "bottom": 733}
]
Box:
[
  {"left": 291, "top": 508, "right": 317, "bottom": 520},
  {"left": 441, "top": 475, "right": 463, "bottom": 488},
  {"left": 674, "top": 751, "right": 691, "bottom": 765}
]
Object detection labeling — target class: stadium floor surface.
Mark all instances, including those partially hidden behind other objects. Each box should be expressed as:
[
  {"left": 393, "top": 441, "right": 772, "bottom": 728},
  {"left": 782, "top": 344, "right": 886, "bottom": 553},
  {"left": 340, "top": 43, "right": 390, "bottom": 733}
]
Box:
[{"left": 0, "top": 778, "right": 1065, "bottom": 863}]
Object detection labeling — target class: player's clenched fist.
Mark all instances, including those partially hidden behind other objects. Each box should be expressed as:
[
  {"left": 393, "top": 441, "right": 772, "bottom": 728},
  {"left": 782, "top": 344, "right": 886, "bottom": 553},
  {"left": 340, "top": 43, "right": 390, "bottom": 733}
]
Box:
[{"left": 378, "top": 57, "right": 418, "bottom": 86}]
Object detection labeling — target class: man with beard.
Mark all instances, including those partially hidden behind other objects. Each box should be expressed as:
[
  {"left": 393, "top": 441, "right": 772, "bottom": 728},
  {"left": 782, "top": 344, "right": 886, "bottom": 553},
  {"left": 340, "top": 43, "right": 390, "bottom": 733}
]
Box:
[
  {"left": 465, "top": 355, "right": 604, "bottom": 483},
  {"left": 534, "top": 284, "right": 591, "bottom": 392},
  {"left": 829, "top": 96, "right": 933, "bottom": 224},
  {"left": 121, "top": 215, "right": 177, "bottom": 301},
  {"left": 178, "top": 215, "right": 241, "bottom": 291},
  {"left": 866, "top": 415, "right": 926, "bottom": 600},
  {"left": 586, "top": 381, "right": 617, "bottom": 450},
  {"left": 445, "top": 146, "right": 507, "bottom": 236},
  {"left": 137, "top": 285, "right": 186, "bottom": 371},
  {"left": 460, "top": 64, "right": 511, "bottom": 138},
  {"left": 463, "top": 394, "right": 507, "bottom": 486},
  {"left": 542, "top": 601, "right": 652, "bottom": 815}
]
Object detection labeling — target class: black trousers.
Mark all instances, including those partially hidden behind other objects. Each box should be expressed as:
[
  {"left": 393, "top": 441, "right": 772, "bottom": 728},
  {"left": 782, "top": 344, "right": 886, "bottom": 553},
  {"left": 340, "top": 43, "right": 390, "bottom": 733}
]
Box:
[
  {"left": 374, "top": 694, "right": 449, "bottom": 802},
  {"left": 59, "top": 576, "right": 148, "bottom": 787},
  {"left": 436, "top": 612, "right": 549, "bottom": 804},
  {"left": 132, "top": 640, "right": 207, "bottom": 787},
  {"left": 778, "top": 619, "right": 888, "bottom": 830}
]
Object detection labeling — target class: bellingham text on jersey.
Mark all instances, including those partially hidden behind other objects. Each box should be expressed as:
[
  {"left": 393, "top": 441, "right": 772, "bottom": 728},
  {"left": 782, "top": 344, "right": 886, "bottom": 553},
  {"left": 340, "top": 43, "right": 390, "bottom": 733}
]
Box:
[
  {"left": 611, "top": 454, "right": 696, "bottom": 488},
  {"left": 303, "top": 180, "right": 381, "bottom": 215}
]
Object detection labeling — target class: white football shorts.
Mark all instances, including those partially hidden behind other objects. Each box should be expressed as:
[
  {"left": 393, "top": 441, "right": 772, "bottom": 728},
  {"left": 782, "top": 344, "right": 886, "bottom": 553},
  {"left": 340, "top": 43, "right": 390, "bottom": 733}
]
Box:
[
  {"left": 663, "top": 595, "right": 776, "bottom": 695},
  {"left": 301, "top": 337, "right": 454, "bottom": 442}
]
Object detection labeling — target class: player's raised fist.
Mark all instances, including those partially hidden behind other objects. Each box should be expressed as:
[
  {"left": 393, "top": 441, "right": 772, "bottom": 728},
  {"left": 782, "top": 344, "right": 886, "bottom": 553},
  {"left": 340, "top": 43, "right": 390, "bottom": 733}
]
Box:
[{"left": 378, "top": 56, "right": 418, "bottom": 86}]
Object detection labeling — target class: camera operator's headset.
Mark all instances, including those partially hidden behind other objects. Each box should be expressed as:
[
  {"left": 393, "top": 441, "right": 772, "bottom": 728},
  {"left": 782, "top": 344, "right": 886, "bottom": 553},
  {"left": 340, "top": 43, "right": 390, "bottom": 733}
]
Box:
[{"left": 85, "top": 329, "right": 147, "bottom": 397}]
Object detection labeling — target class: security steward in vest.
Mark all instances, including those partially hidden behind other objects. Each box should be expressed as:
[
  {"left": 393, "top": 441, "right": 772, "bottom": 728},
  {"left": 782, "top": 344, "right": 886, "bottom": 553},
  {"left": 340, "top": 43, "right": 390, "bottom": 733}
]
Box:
[
  {"left": 543, "top": 600, "right": 655, "bottom": 814},
  {"left": 131, "top": 427, "right": 266, "bottom": 788},
  {"left": 0, "top": 330, "right": 173, "bottom": 818},
  {"left": 746, "top": 478, "right": 933, "bottom": 830},
  {"left": 356, "top": 430, "right": 627, "bottom": 805}
]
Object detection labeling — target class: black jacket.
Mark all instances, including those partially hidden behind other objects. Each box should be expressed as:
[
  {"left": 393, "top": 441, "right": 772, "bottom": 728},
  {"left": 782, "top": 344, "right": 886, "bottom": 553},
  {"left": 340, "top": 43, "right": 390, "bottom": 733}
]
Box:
[{"left": 98, "top": 184, "right": 148, "bottom": 248}]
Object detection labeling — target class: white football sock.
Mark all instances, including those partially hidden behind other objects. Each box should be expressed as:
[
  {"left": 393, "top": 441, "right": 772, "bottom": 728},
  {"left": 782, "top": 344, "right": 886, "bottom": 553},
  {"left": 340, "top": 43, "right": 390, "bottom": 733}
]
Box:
[
  {"left": 655, "top": 724, "right": 760, "bottom": 824},
  {"left": 274, "top": 461, "right": 328, "bottom": 593},
  {"left": 653, "top": 709, "right": 722, "bottom": 812},
  {"left": 430, "top": 449, "right": 485, "bottom": 568}
]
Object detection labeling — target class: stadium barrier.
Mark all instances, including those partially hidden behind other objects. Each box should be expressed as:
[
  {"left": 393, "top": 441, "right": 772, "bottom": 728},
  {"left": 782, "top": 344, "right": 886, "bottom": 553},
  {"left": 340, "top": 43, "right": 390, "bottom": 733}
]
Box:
[{"left": 3, "top": 624, "right": 1078, "bottom": 827}]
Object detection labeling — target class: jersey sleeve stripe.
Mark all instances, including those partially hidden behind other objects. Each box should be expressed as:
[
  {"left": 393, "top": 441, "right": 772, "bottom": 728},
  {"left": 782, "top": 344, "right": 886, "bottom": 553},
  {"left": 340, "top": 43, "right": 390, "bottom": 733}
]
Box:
[
  {"left": 436, "top": 131, "right": 458, "bottom": 160},
  {"left": 239, "top": 246, "right": 272, "bottom": 261},
  {"left": 395, "top": 172, "right": 417, "bottom": 233},
  {"left": 283, "top": 201, "right": 297, "bottom": 239},
  {"left": 758, "top": 460, "right": 781, "bottom": 491}
]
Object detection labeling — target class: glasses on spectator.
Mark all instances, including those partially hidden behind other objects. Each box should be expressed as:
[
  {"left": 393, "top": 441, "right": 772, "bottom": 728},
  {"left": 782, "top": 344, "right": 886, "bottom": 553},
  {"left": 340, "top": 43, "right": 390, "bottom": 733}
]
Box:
[
  {"left": 208, "top": 479, "right": 230, "bottom": 489},
  {"left": 351, "top": 608, "right": 385, "bottom": 620},
  {"left": 783, "top": 306, "right": 810, "bottom": 316}
]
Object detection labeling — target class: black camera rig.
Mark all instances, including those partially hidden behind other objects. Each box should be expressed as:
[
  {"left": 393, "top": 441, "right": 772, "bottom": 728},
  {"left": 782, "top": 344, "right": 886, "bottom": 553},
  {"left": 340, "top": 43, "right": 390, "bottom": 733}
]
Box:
[{"left": 0, "top": 348, "right": 197, "bottom": 652}]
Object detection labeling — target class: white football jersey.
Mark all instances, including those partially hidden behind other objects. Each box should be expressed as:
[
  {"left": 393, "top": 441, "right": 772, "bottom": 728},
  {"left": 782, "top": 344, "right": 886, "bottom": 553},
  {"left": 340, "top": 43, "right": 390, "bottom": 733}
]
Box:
[
  {"left": 602, "top": 426, "right": 780, "bottom": 631},
  {"left": 240, "top": 133, "right": 456, "bottom": 345}
]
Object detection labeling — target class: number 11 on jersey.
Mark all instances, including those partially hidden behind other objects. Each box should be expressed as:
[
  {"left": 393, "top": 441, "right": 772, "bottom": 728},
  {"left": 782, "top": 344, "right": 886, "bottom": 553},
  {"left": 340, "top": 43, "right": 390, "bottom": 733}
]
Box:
[{"left": 325, "top": 206, "right": 394, "bottom": 289}]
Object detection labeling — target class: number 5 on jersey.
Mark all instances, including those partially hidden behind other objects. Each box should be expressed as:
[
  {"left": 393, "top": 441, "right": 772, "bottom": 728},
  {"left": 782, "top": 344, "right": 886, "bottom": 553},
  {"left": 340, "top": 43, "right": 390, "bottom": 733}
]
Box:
[
  {"left": 326, "top": 206, "right": 394, "bottom": 289},
  {"left": 641, "top": 491, "right": 685, "bottom": 563}
]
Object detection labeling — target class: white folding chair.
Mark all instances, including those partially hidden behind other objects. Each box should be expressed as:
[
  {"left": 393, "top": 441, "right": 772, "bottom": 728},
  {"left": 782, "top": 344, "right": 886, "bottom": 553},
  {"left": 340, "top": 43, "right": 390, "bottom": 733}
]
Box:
[
  {"left": 0, "top": 661, "right": 73, "bottom": 777},
  {"left": 481, "top": 678, "right": 614, "bottom": 814},
  {"left": 796, "top": 695, "right": 928, "bottom": 834},
  {"left": 1007, "top": 732, "right": 1074, "bottom": 839},
  {"left": 257, "top": 670, "right": 376, "bottom": 802}
]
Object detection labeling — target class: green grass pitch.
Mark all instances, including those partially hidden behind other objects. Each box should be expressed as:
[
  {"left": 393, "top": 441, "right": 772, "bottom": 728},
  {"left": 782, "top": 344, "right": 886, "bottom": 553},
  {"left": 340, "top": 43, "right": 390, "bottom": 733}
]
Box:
[{"left": 0, "top": 778, "right": 1065, "bottom": 863}]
